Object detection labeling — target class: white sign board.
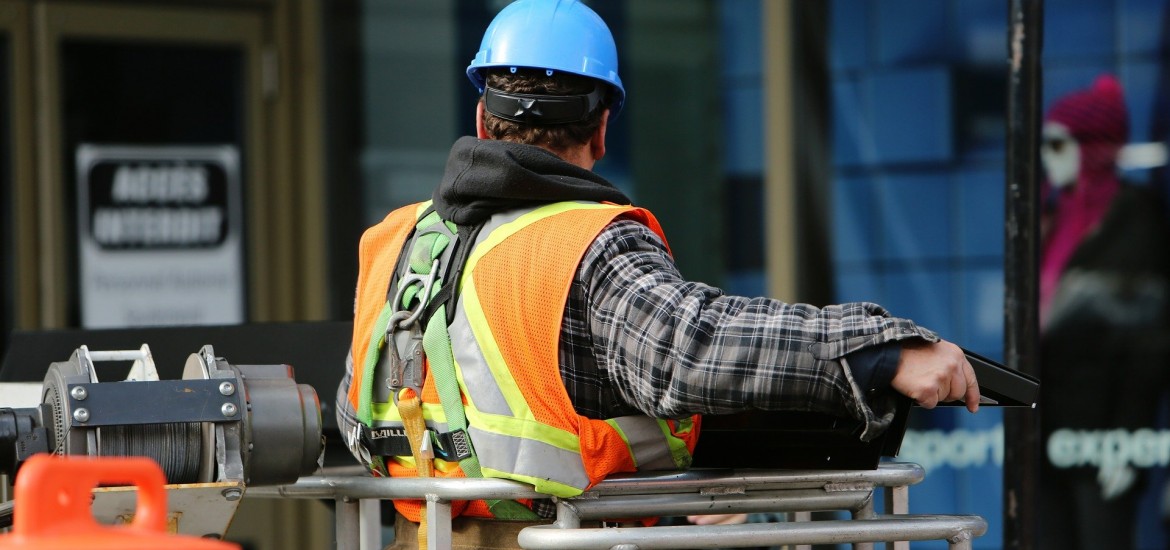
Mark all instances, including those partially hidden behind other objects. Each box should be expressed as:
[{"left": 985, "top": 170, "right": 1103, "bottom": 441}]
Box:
[{"left": 77, "top": 145, "right": 244, "bottom": 328}]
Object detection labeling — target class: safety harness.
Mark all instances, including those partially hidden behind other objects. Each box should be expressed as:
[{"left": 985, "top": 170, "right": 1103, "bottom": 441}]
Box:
[{"left": 354, "top": 206, "right": 537, "bottom": 546}]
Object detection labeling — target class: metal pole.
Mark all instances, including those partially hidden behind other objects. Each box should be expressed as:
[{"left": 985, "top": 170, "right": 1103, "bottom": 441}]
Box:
[
  {"left": 1003, "top": 0, "right": 1043, "bottom": 549},
  {"left": 793, "top": 512, "right": 813, "bottom": 550},
  {"left": 885, "top": 485, "right": 910, "bottom": 550},
  {"left": 248, "top": 468, "right": 981, "bottom": 549},
  {"left": 335, "top": 497, "right": 361, "bottom": 550},
  {"left": 516, "top": 516, "right": 988, "bottom": 550}
]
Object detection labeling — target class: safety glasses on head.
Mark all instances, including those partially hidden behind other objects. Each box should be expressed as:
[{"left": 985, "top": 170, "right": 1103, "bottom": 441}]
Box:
[{"left": 483, "top": 83, "right": 606, "bottom": 125}]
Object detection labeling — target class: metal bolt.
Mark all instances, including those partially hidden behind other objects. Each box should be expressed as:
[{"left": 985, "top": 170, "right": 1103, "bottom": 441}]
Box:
[
  {"left": 221, "top": 403, "right": 238, "bottom": 417},
  {"left": 221, "top": 488, "right": 243, "bottom": 502},
  {"left": 70, "top": 386, "right": 88, "bottom": 401},
  {"left": 219, "top": 381, "right": 236, "bottom": 396},
  {"left": 73, "top": 408, "right": 90, "bottom": 423}
]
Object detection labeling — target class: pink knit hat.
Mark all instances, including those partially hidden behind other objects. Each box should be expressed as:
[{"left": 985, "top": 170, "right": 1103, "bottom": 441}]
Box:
[{"left": 1045, "top": 74, "right": 1128, "bottom": 146}]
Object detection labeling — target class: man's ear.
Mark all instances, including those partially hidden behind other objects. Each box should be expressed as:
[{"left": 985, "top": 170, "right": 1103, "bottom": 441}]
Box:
[
  {"left": 476, "top": 100, "right": 489, "bottom": 139},
  {"left": 590, "top": 109, "right": 609, "bottom": 161}
]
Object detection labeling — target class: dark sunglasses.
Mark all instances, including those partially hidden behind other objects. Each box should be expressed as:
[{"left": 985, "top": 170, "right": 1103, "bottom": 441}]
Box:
[{"left": 1042, "top": 136, "right": 1071, "bottom": 153}]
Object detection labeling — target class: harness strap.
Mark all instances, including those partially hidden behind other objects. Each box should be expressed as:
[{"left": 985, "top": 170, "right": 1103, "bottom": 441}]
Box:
[
  {"left": 357, "top": 302, "right": 392, "bottom": 427},
  {"left": 420, "top": 222, "right": 485, "bottom": 327},
  {"left": 355, "top": 302, "right": 396, "bottom": 475},
  {"left": 364, "top": 209, "right": 538, "bottom": 522},
  {"left": 398, "top": 389, "right": 434, "bottom": 478},
  {"left": 423, "top": 304, "right": 539, "bottom": 520},
  {"left": 397, "top": 388, "right": 432, "bottom": 550},
  {"left": 360, "top": 425, "right": 473, "bottom": 461}
]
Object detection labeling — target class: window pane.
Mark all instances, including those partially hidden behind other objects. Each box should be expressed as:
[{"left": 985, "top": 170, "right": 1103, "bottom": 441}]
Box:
[{"left": 827, "top": 0, "right": 1008, "bottom": 544}]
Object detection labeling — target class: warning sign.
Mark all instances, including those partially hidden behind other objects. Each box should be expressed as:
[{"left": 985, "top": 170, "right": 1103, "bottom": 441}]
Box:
[{"left": 77, "top": 145, "right": 245, "bottom": 328}]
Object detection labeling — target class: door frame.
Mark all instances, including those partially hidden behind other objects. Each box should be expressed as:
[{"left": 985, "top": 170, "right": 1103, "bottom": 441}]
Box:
[
  {"left": 0, "top": 0, "right": 37, "bottom": 331},
  {"left": 31, "top": 2, "right": 279, "bottom": 326},
  {"left": 4, "top": 2, "right": 333, "bottom": 548}
]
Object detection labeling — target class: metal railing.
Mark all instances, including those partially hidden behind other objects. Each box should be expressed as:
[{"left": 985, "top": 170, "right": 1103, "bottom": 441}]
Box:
[{"left": 249, "top": 462, "right": 986, "bottom": 550}]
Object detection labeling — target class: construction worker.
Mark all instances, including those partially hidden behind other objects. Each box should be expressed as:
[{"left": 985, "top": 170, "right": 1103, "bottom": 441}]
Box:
[{"left": 336, "top": 1, "right": 980, "bottom": 548}]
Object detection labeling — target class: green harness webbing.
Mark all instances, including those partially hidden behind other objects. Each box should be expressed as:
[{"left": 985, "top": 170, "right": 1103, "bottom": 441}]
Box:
[
  {"left": 421, "top": 302, "right": 538, "bottom": 520},
  {"left": 357, "top": 301, "right": 394, "bottom": 474},
  {"left": 360, "top": 210, "right": 537, "bottom": 520}
]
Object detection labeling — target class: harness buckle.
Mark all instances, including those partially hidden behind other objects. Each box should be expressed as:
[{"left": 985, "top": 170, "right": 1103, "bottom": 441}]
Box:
[
  {"left": 433, "top": 429, "right": 474, "bottom": 461},
  {"left": 384, "top": 257, "right": 438, "bottom": 405},
  {"left": 348, "top": 424, "right": 374, "bottom": 468},
  {"left": 385, "top": 319, "right": 425, "bottom": 406},
  {"left": 418, "top": 430, "right": 435, "bottom": 461},
  {"left": 391, "top": 258, "right": 441, "bottom": 329}
]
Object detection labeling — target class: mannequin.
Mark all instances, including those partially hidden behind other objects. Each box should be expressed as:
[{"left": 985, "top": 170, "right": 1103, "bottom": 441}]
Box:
[{"left": 1037, "top": 75, "right": 1170, "bottom": 550}]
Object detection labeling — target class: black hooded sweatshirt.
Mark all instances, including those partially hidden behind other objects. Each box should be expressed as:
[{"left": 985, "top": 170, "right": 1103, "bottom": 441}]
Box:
[{"left": 432, "top": 136, "right": 630, "bottom": 225}]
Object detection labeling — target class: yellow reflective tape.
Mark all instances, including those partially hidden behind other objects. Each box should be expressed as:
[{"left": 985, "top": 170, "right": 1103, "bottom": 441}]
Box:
[
  {"left": 458, "top": 276, "right": 533, "bottom": 418},
  {"left": 462, "top": 405, "right": 581, "bottom": 453},
  {"left": 459, "top": 201, "right": 626, "bottom": 419},
  {"left": 480, "top": 466, "right": 583, "bottom": 499},
  {"left": 659, "top": 419, "right": 694, "bottom": 469},
  {"left": 605, "top": 418, "right": 636, "bottom": 467},
  {"left": 464, "top": 202, "right": 621, "bottom": 269}
]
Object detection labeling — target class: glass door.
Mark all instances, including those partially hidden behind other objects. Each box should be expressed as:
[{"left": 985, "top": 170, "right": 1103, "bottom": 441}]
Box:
[{"left": 33, "top": 2, "right": 267, "bottom": 328}]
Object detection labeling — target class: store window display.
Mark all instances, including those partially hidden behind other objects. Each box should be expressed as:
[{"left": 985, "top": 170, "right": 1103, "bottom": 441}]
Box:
[{"left": 1038, "top": 75, "right": 1170, "bottom": 550}]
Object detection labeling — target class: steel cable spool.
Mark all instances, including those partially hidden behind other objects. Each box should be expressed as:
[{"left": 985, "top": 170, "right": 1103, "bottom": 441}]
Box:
[
  {"left": 98, "top": 422, "right": 203, "bottom": 484},
  {"left": 16, "top": 344, "right": 324, "bottom": 486},
  {"left": 0, "top": 344, "right": 323, "bottom": 536}
]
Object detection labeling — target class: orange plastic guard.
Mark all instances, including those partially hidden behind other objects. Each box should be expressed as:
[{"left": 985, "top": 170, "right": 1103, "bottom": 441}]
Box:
[{"left": 0, "top": 455, "right": 239, "bottom": 550}]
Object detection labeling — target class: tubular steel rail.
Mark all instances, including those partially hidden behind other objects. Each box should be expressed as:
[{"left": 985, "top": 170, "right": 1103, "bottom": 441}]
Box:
[{"left": 249, "top": 462, "right": 986, "bottom": 550}]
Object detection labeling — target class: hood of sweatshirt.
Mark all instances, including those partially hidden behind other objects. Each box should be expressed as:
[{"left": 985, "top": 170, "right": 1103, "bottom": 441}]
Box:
[{"left": 432, "top": 136, "right": 631, "bottom": 225}]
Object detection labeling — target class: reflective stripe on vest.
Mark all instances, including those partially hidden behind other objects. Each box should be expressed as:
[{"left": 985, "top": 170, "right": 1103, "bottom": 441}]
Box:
[{"left": 353, "top": 201, "right": 701, "bottom": 517}]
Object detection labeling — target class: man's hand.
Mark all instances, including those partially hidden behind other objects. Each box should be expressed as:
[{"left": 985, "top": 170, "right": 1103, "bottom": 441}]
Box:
[{"left": 890, "top": 340, "right": 980, "bottom": 412}]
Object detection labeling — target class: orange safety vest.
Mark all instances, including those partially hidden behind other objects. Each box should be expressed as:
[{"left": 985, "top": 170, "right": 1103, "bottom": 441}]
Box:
[{"left": 348, "top": 201, "right": 701, "bottom": 521}]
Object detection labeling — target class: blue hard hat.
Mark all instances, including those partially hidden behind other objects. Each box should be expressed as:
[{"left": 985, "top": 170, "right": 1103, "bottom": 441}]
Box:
[{"left": 467, "top": 0, "right": 625, "bottom": 118}]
